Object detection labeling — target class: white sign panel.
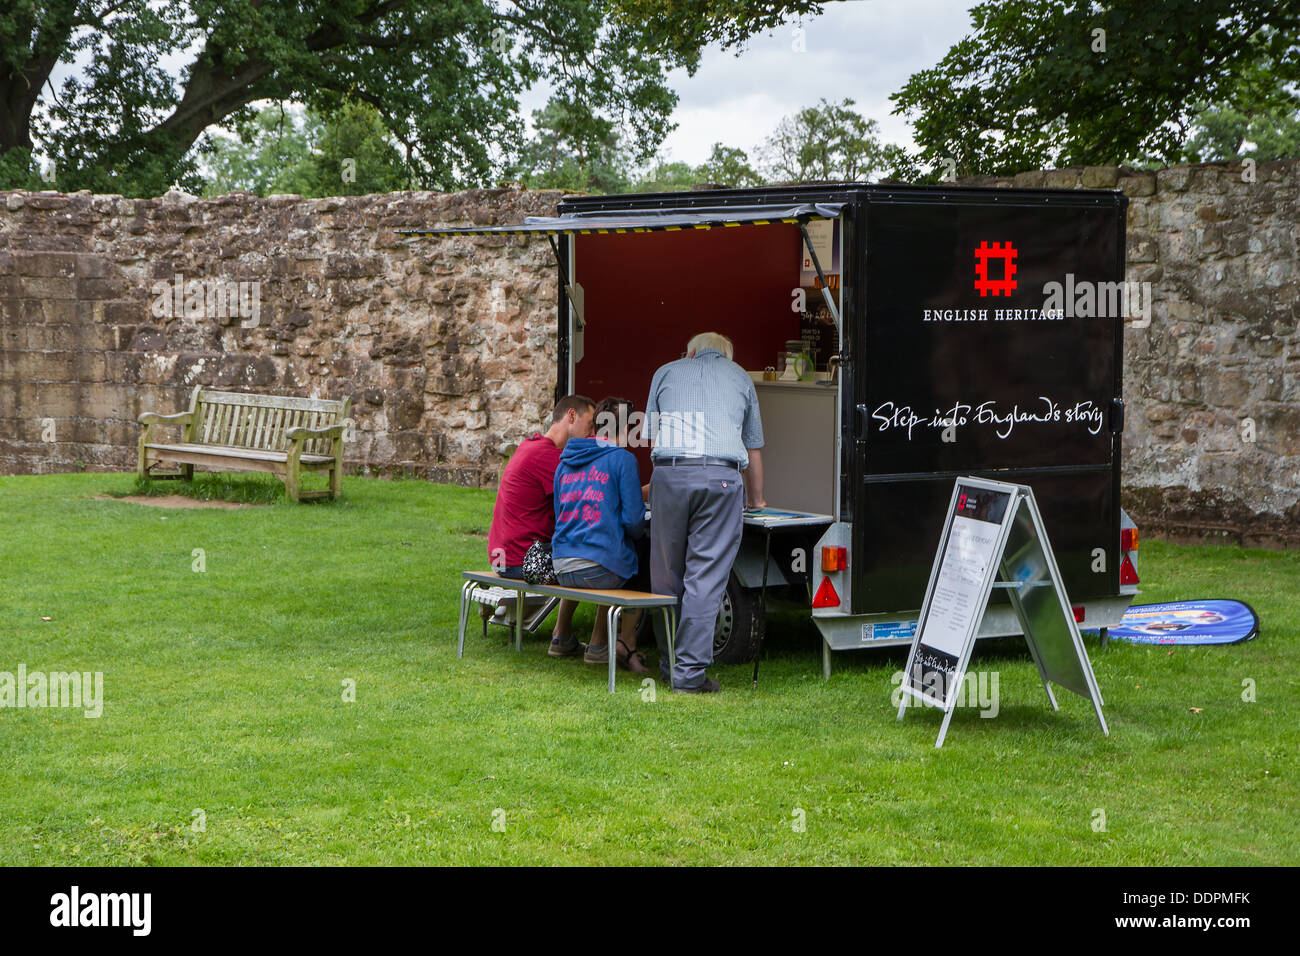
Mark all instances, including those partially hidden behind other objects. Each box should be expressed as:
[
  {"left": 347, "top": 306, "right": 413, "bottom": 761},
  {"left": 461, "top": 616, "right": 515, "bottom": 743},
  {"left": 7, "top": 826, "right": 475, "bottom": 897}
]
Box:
[{"left": 897, "top": 477, "right": 1109, "bottom": 748}]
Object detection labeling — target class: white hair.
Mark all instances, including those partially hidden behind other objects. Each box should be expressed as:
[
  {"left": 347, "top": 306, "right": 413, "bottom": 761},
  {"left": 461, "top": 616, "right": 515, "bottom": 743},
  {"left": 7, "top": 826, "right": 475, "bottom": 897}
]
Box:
[{"left": 686, "top": 332, "right": 733, "bottom": 360}]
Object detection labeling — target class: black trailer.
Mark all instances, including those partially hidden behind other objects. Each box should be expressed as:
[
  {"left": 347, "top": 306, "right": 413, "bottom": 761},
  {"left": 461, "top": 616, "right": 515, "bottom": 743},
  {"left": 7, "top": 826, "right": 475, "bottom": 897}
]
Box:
[{"left": 402, "top": 182, "right": 1141, "bottom": 673}]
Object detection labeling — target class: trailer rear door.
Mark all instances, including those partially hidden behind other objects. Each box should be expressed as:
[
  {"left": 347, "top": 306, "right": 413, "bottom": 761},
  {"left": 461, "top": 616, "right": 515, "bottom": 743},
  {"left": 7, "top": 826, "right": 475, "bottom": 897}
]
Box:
[{"left": 850, "top": 189, "right": 1127, "bottom": 615}]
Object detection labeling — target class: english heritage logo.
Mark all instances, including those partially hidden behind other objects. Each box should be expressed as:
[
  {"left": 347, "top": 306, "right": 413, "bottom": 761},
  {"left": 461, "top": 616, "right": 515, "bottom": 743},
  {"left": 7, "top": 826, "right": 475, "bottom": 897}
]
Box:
[{"left": 973, "top": 240, "right": 1018, "bottom": 297}]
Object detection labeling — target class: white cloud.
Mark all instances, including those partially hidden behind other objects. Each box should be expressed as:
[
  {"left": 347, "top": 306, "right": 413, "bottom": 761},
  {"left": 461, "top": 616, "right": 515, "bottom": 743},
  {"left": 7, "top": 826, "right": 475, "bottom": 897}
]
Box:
[{"left": 655, "top": 0, "right": 979, "bottom": 164}]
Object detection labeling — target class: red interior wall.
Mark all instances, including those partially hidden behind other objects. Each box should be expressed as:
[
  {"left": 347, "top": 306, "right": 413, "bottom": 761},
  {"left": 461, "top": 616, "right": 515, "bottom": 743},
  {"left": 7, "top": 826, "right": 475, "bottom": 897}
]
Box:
[{"left": 574, "top": 224, "right": 804, "bottom": 480}]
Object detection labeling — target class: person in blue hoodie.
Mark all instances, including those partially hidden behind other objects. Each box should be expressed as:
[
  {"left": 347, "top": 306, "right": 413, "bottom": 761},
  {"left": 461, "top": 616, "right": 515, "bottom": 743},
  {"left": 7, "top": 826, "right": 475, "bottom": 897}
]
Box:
[{"left": 552, "top": 396, "right": 651, "bottom": 673}]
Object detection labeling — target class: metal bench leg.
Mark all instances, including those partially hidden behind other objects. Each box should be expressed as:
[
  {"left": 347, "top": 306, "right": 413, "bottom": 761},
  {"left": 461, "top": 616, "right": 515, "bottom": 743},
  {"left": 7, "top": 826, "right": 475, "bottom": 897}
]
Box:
[
  {"left": 458, "top": 580, "right": 477, "bottom": 658},
  {"left": 515, "top": 589, "right": 524, "bottom": 652},
  {"left": 607, "top": 606, "right": 621, "bottom": 693},
  {"left": 663, "top": 607, "right": 677, "bottom": 686}
]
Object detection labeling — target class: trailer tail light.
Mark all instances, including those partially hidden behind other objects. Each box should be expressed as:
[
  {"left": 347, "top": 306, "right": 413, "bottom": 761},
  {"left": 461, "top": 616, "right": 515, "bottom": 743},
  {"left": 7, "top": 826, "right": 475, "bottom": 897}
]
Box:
[
  {"left": 821, "top": 546, "right": 847, "bottom": 572},
  {"left": 812, "top": 577, "right": 840, "bottom": 608},
  {"left": 1121, "top": 527, "right": 1139, "bottom": 551},
  {"left": 1072, "top": 605, "right": 1085, "bottom": 623},
  {"left": 1120, "top": 554, "right": 1140, "bottom": 585}
]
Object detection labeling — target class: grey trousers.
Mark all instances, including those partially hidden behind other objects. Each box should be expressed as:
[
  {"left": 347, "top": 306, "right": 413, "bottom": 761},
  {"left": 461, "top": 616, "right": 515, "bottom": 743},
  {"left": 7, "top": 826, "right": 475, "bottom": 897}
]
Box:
[{"left": 649, "top": 463, "right": 744, "bottom": 689}]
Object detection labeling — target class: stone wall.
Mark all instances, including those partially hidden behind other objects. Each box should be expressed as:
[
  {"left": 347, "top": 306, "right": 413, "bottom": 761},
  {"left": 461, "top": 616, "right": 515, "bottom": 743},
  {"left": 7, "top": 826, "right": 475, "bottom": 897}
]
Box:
[
  {"left": 0, "top": 186, "right": 566, "bottom": 486},
  {"left": 1, "top": 162, "right": 1297, "bottom": 544}
]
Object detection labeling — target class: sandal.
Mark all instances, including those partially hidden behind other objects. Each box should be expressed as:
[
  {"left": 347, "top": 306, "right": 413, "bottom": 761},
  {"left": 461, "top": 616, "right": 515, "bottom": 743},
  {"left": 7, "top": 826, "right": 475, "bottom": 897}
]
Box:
[{"left": 617, "top": 639, "right": 652, "bottom": 674}]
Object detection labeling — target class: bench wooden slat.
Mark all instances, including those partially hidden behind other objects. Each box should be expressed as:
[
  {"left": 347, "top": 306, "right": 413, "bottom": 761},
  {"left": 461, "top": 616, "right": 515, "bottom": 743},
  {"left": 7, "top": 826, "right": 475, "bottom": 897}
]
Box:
[
  {"left": 208, "top": 401, "right": 225, "bottom": 445},
  {"left": 200, "top": 402, "right": 216, "bottom": 444},
  {"left": 226, "top": 403, "right": 241, "bottom": 446},
  {"left": 220, "top": 402, "right": 234, "bottom": 444},
  {"left": 200, "top": 390, "right": 344, "bottom": 412},
  {"left": 268, "top": 406, "right": 284, "bottom": 449},
  {"left": 200, "top": 401, "right": 215, "bottom": 443},
  {"left": 249, "top": 405, "right": 265, "bottom": 449},
  {"left": 235, "top": 404, "right": 252, "bottom": 447},
  {"left": 144, "top": 442, "right": 334, "bottom": 464}
]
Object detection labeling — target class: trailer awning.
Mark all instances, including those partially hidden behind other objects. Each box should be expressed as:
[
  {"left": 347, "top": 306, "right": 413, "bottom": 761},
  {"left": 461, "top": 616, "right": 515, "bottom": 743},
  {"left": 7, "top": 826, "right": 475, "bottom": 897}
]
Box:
[{"left": 397, "top": 202, "right": 843, "bottom": 238}]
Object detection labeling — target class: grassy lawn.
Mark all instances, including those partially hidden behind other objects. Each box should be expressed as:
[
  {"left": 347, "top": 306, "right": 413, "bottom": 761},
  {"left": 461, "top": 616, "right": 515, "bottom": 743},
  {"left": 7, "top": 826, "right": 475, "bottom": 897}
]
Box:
[{"left": 0, "top": 472, "right": 1295, "bottom": 865}]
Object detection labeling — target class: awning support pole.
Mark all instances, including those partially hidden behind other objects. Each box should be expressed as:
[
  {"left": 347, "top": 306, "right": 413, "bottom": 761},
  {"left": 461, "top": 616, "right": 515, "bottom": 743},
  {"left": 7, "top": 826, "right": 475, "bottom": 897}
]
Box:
[
  {"left": 797, "top": 220, "right": 841, "bottom": 336},
  {"left": 548, "top": 236, "right": 584, "bottom": 325}
]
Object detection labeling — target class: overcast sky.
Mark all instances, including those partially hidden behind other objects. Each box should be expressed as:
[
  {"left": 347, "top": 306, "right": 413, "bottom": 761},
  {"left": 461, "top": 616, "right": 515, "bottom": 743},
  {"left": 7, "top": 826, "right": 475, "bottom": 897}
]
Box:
[{"left": 522, "top": 0, "right": 979, "bottom": 167}]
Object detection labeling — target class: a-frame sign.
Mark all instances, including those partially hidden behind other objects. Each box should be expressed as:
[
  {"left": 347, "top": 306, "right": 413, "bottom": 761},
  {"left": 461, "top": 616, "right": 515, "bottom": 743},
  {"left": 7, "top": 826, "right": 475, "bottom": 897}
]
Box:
[{"left": 897, "top": 477, "right": 1109, "bottom": 748}]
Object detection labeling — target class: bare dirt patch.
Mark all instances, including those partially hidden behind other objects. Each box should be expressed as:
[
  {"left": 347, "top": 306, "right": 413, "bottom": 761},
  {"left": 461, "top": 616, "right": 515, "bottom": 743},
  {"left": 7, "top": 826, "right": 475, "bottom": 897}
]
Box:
[{"left": 93, "top": 494, "right": 264, "bottom": 510}]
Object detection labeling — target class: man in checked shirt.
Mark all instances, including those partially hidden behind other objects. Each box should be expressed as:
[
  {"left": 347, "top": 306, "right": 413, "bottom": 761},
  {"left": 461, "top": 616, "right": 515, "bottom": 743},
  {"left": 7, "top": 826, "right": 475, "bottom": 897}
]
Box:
[{"left": 645, "top": 332, "right": 766, "bottom": 693}]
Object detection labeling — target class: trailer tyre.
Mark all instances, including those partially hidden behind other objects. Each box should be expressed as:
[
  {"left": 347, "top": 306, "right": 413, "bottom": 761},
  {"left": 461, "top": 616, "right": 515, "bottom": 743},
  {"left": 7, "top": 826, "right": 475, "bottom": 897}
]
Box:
[{"left": 712, "top": 574, "right": 765, "bottom": 665}]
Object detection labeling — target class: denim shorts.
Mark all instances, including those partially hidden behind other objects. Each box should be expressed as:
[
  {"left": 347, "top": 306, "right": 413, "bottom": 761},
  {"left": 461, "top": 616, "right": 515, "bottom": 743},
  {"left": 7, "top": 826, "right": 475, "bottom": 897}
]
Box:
[{"left": 556, "top": 565, "right": 628, "bottom": 590}]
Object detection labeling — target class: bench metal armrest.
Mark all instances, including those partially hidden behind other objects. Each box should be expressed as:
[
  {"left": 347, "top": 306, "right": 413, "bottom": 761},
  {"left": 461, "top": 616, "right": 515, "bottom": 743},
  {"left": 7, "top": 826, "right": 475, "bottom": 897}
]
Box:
[{"left": 285, "top": 418, "right": 351, "bottom": 443}]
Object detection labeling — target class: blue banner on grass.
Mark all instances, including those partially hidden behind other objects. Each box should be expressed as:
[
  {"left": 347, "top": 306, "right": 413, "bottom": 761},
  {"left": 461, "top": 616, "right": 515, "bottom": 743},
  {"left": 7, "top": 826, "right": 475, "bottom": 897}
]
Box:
[{"left": 1105, "top": 599, "right": 1259, "bottom": 645}]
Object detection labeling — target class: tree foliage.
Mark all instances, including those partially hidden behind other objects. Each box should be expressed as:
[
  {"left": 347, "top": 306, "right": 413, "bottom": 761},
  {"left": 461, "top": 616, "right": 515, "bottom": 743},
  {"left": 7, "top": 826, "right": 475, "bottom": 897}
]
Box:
[
  {"left": 1178, "top": 47, "right": 1300, "bottom": 163},
  {"left": 759, "top": 97, "right": 910, "bottom": 182},
  {"left": 202, "top": 99, "right": 406, "bottom": 197},
  {"left": 0, "top": 0, "right": 823, "bottom": 196},
  {"left": 891, "top": 0, "right": 1300, "bottom": 177},
  {"left": 506, "top": 96, "right": 630, "bottom": 193},
  {"left": 695, "top": 142, "right": 764, "bottom": 187}
]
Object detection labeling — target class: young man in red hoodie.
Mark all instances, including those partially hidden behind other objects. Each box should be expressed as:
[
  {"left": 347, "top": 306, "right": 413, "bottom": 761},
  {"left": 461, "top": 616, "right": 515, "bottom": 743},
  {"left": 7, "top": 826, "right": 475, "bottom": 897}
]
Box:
[{"left": 487, "top": 395, "right": 595, "bottom": 656}]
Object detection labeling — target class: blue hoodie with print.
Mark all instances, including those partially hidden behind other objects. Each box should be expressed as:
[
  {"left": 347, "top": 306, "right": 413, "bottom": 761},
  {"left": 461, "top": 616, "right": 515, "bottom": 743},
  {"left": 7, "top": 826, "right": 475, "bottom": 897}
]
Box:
[{"left": 552, "top": 437, "right": 645, "bottom": 580}]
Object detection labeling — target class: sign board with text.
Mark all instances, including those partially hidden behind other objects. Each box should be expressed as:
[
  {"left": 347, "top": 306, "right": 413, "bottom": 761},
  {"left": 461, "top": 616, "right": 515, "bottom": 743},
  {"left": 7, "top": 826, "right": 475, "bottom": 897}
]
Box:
[{"left": 898, "top": 477, "right": 1109, "bottom": 747}]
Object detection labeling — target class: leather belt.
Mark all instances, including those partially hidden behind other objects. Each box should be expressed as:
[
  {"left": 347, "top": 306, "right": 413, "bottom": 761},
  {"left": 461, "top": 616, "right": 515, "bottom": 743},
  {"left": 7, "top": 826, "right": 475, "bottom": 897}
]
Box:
[{"left": 656, "top": 455, "right": 741, "bottom": 470}]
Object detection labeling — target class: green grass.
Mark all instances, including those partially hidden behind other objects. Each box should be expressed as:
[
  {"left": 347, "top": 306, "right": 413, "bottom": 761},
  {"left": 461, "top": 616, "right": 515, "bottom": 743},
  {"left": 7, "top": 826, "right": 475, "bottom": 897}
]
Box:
[
  {"left": 0, "top": 472, "right": 1296, "bottom": 865},
  {"left": 116, "top": 469, "right": 331, "bottom": 504}
]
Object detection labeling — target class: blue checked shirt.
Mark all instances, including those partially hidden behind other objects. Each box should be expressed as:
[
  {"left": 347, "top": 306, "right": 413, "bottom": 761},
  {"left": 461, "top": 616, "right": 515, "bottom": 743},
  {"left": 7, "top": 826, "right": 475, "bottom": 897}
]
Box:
[{"left": 645, "top": 348, "right": 764, "bottom": 467}]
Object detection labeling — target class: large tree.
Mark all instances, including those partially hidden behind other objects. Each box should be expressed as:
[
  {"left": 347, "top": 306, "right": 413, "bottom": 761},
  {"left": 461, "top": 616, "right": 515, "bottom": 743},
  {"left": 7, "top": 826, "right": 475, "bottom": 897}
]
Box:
[
  {"left": 760, "top": 97, "right": 908, "bottom": 182},
  {"left": 695, "top": 142, "right": 763, "bottom": 187},
  {"left": 0, "top": 0, "right": 823, "bottom": 196},
  {"left": 892, "top": 0, "right": 1300, "bottom": 177},
  {"left": 506, "top": 95, "right": 631, "bottom": 193}
]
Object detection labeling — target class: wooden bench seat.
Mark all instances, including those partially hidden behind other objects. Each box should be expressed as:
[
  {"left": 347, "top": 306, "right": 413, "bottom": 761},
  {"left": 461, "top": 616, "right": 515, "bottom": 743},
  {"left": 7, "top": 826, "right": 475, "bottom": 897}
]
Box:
[
  {"left": 459, "top": 570, "right": 678, "bottom": 693},
  {"left": 142, "top": 443, "right": 337, "bottom": 466},
  {"left": 137, "top": 386, "right": 351, "bottom": 502}
]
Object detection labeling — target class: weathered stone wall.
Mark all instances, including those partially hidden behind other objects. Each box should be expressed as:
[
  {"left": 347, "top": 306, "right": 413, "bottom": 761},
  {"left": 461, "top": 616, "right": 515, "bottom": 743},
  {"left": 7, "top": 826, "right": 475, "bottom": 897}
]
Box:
[
  {"left": 0, "top": 186, "right": 566, "bottom": 486},
  {"left": 1, "top": 162, "right": 1297, "bottom": 544}
]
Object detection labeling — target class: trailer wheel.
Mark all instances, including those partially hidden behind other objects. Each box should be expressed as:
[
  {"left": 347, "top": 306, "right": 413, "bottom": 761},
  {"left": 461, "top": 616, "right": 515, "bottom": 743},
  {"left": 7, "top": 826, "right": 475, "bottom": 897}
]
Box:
[
  {"left": 712, "top": 574, "right": 765, "bottom": 665},
  {"left": 630, "top": 574, "right": 766, "bottom": 665}
]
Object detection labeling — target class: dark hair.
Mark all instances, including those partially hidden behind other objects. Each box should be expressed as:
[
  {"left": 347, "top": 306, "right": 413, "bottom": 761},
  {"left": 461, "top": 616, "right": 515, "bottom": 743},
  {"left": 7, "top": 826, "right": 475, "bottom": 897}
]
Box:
[
  {"left": 552, "top": 394, "right": 596, "bottom": 423},
  {"left": 595, "top": 396, "right": 634, "bottom": 422},
  {"left": 593, "top": 397, "right": 635, "bottom": 440}
]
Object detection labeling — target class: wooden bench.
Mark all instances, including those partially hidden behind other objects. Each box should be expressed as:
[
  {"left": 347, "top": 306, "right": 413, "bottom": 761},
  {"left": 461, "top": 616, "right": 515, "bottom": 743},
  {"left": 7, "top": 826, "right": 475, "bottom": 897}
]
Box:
[
  {"left": 458, "top": 571, "right": 678, "bottom": 693},
  {"left": 137, "top": 386, "right": 352, "bottom": 503}
]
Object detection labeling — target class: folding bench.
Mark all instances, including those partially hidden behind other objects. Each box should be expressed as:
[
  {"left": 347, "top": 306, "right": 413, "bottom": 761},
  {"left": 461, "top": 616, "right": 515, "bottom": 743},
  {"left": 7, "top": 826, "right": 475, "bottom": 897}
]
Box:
[{"left": 458, "top": 571, "right": 678, "bottom": 693}]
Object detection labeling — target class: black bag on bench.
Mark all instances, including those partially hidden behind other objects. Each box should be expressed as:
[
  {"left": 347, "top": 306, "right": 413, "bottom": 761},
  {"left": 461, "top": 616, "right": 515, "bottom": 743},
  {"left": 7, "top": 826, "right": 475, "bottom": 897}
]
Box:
[{"left": 522, "top": 539, "right": 558, "bottom": 586}]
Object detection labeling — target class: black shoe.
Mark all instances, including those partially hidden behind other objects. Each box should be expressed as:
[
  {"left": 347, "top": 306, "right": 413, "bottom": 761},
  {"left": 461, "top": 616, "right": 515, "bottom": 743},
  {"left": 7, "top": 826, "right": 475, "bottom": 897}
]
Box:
[{"left": 673, "top": 676, "right": 721, "bottom": 694}]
